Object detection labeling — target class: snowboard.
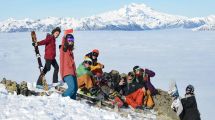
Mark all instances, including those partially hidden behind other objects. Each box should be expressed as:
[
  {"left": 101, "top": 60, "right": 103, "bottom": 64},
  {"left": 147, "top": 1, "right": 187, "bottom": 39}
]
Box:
[
  {"left": 168, "top": 80, "right": 179, "bottom": 98},
  {"left": 77, "top": 90, "right": 121, "bottom": 111},
  {"left": 77, "top": 91, "right": 99, "bottom": 103},
  {"left": 31, "top": 31, "right": 48, "bottom": 91},
  {"left": 168, "top": 80, "right": 183, "bottom": 116}
]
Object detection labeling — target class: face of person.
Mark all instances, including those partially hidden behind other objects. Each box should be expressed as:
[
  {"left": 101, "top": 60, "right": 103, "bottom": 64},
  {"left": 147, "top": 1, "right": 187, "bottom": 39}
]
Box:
[
  {"left": 127, "top": 74, "right": 134, "bottom": 83},
  {"left": 92, "top": 56, "right": 96, "bottom": 59},
  {"left": 84, "top": 61, "right": 92, "bottom": 68},
  {"left": 135, "top": 70, "right": 140, "bottom": 75},
  {"left": 135, "top": 69, "right": 143, "bottom": 76},
  {"left": 53, "top": 31, "right": 60, "bottom": 38},
  {"left": 92, "top": 52, "right": 98, "bottom": 59}
]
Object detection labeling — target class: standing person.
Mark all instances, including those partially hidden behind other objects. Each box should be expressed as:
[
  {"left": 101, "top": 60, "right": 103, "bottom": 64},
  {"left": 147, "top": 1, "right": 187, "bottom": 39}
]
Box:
[
  {"left": 85, "top": 49, "right": 104, "bottom": 78},
  {"left": 179, "top": 85, "right": 201, "bottom": 120},
  {"left": 33, "top": 27, "right": 61, "bottom": 88},
  {"left": 60, "top": 33, "right": 77, "bottom": 100}
]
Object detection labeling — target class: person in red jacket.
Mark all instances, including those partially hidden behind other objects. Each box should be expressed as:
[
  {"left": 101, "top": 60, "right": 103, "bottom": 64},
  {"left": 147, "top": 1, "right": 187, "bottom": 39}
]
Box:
[
  {"left": 60, "top": 33, "right": 77, "bottom": 100},
  {"left": 33, "top": 27, "right": 61, "bottom": 87}
]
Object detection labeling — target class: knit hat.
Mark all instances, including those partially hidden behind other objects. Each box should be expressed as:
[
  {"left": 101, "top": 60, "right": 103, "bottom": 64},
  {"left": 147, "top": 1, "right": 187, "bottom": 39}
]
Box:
[
  {"left": 84, "top": 57, "right": 92, "bottom": 63},
  {"left": 133, "top": 66, "right": 141, "bottom": 72},
  {"left": 120, "top": 73, "right": 127, "bottom": 78},
  {"left": 110, "top": 70, "right": 119, "bottom": 75},
  {"left": 92, "top": 49, "right": 99, "bottom": 55},
  {"left": 186, "top": 84, "right": 194, "bottom": 95},
  {"left": 64, "top": 29, "right": 74, "bottom": 35}
]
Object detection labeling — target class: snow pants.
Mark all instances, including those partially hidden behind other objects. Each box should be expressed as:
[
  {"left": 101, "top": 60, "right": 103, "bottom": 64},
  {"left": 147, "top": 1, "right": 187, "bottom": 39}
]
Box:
[
  {"left": 77, "top": 74, "right": 94, "bottom": 89},
  {"left": 37, "top": 59, "right": 59, "bottom": 85},
  {"left": 125, "top": 88, "right": 145, "bottom": 109},
  {"left": 62, "top": 75, "right": 78, "bottom": 100},
  {"left": 143, "top": 90, "right": 155, "bottom": 108}
]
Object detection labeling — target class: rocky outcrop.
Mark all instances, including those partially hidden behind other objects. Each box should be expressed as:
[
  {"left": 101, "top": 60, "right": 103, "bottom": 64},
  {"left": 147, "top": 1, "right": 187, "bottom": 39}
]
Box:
[{"left": 153, "top": 89, "right": 179, "bottom": 120}]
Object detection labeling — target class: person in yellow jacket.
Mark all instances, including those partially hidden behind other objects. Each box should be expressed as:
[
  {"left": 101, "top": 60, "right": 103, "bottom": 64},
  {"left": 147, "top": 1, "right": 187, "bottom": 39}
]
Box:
[{"left": 85, "top": 49, "right": 104, "bottom": 78}]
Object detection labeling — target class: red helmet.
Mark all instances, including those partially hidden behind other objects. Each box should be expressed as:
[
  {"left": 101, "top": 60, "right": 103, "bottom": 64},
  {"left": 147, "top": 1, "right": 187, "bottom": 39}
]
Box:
[{"left": 92, "top": 49, "right": 99, "bottom": 55}]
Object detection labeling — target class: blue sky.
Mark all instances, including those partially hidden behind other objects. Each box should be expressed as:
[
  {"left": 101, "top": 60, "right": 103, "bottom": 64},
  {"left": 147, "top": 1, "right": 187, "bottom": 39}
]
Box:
[{"left": 0, "top": 0, "right": 214, "bottom": 20}]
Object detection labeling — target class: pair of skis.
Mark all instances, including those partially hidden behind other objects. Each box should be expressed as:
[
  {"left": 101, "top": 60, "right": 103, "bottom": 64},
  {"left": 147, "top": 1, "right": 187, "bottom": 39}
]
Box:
[{"left": 31, "top": 31, "right": 49, "bottom": 91}]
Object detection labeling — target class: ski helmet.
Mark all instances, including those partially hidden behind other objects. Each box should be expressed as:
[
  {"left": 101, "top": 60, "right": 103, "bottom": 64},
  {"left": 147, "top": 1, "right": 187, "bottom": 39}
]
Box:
[
  {"left": 52, "top": 27, "right": 61, "bottom": 34},
  {"left": 186, "top": 84, "right": 194, "bottom": 94}
]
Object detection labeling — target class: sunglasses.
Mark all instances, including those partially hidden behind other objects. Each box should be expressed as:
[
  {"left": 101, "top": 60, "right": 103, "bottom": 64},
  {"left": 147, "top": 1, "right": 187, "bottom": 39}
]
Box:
[
  {"left": 84, "top": 61, "right": 92, "bottom": 65},
  {"left": 92, "top": 52, "right": 98, "bottom": 57},
  {"left": 128, "top": 73, "right": 135, "bottom": 78}
]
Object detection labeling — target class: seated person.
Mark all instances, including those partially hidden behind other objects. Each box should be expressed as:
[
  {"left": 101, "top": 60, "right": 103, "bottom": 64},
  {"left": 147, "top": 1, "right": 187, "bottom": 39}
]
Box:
[
  {"left": 85, "top": 49, "right": 104, "bottom": 78},
  {"left": 76, "top": 58, "right": 95, "bottom": 95},
  {"left": 133, "top": 66, "right": 157, "bottom": 95},
  {"left": 121, "top": 72, "right": 146, "bottom": 110}
]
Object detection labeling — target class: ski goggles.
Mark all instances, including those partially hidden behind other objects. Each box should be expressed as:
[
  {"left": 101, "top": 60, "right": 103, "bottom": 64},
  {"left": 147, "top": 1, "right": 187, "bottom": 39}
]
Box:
[
  {"left": 92, "top": 52, "right": 98, "bottom": 57},
  {"left": 84, "top": 60, "right": 92, "bottom": 65},
  {"left": 67, "top": 37, "right": 74, "bottom": 42}
]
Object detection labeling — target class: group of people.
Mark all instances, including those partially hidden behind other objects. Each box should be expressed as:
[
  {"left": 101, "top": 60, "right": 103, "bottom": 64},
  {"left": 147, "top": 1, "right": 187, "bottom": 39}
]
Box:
[
  {"left": 33, "top": 27, "right": 158, "bottom": 110},
  {"left": 33, "top": 27, "right": 201, "bottom": 119}
]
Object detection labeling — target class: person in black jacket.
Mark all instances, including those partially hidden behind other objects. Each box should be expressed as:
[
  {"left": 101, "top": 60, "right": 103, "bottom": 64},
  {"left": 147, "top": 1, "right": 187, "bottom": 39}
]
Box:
[
  {"left": 120, "top": 72, "right": 146, "bottom": 110},
  {"left": 179, "top": 85, "right": 201, "bottom": 120}
]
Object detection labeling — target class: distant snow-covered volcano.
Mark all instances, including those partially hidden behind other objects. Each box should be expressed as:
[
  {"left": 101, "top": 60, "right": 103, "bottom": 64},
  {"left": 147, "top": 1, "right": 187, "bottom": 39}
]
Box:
[{"left": 0, "top": 3, "right": 215, "bottom": 32}]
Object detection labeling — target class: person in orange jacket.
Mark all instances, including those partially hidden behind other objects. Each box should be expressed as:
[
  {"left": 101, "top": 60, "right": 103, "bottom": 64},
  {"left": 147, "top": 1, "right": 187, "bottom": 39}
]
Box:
[{"left": 60, "top": 33, "right": 77, "bottom": 100}]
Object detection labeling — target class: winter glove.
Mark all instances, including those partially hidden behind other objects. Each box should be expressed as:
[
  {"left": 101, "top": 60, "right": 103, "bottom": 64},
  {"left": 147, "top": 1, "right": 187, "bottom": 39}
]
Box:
[
  {"left": 59, "top": 45, "right": 62, "bottom": 49},
  {"left": 63, "top": 41, "right": 69, "bottom": 52},
  {"left": 32, "top": 42, "right": 38, "bottom": 47}
]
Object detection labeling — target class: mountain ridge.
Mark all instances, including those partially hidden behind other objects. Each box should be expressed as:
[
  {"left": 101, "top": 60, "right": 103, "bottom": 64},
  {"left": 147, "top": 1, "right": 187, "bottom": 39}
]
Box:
[{"left": 0, "top": 3, "right": 214, "bottom": 32}]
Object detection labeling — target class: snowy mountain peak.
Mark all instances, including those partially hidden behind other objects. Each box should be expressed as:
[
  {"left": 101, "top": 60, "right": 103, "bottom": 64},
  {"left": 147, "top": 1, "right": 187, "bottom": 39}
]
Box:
[
  {"left": 125, "top": 3, "right": 152, "bottom": 10},
  {"left": 0, "top": 3, "right": 215, "bottom": 32}
]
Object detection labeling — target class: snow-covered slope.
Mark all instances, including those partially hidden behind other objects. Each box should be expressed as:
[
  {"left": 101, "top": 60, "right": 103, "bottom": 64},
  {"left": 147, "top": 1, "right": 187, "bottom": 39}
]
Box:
[
  {"left": 0, "top": 84, "right": 157, "bottom": 120},
  {"left": 0, "top": 3, "right": 214, "bottom": 32}
]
